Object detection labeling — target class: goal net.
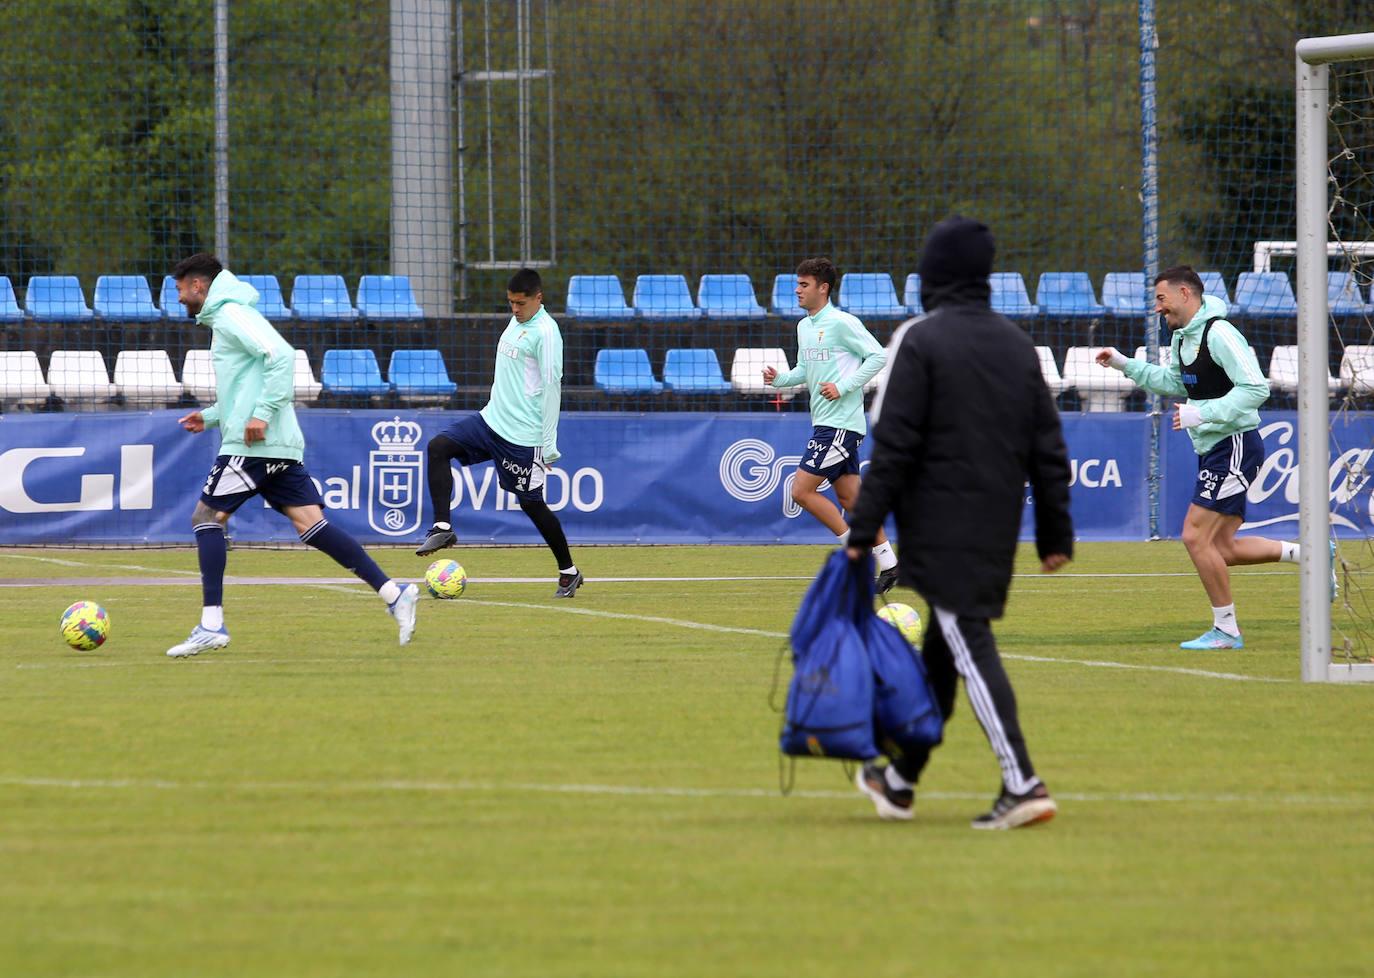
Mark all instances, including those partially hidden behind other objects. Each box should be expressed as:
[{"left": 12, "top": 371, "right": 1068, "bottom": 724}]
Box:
[{"left": 1297, "top": 32, "right": 1374, "bottom": 682}]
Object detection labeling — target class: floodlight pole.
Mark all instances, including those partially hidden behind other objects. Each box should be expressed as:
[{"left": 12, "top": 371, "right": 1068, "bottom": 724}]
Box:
[
  {"left": 1139, "top": 0, "right": 1161, "bottom": 539},
  {"left": 213, "top": 0, "right": 229, "bottom": 263}
]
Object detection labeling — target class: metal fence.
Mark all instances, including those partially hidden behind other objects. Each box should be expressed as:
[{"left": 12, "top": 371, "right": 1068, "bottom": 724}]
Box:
[{"left": 0, "top": 0, "right": 1369, "bottom": 426}]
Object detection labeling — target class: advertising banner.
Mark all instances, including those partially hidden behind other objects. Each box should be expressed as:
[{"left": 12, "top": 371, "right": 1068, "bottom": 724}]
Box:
[{"left": 0, "top": 410, "right": 1369, "bottom": 545}]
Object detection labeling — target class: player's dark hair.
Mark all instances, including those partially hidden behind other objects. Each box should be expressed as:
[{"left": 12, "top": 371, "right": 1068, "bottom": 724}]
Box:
[
  {"left": 507, "top": 268, "right": 542, "bottom": 296},
  {"left": 796, "top": 257, "right": 837, "bottom": 299},
  {"left": 1153, "top": 265, "right": 1205, "bottom": 296},
  {"left": 172, "top": 252, "right": 224, "bottom": 283}
]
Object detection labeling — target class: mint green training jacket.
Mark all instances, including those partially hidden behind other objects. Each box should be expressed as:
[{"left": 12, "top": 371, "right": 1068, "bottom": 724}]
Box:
[
  {"left": 769, "top": 302, "right": 887, "bottom": 435},
  {"left": 479, "top": 305, "right": 563, "bottom": 461},
  {"left": 1121, "top": 294, "right": 1269, "bottom": 455},
  {"left": 197, "top": 270, "right": 306, "bottom": 462}
]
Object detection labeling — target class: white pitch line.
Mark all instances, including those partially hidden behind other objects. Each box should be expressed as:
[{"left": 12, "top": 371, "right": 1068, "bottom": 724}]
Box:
[
  {"left": 11, "top": 589, "right": 1297, "bottom": 684},
  {"left": 0, "top": 774, "right": 1366, "bottom": 809}
]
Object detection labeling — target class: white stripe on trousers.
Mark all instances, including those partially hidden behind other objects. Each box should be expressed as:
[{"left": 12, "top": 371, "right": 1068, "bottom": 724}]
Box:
[
  {"left": 1217, "top": 432, "right": 1248, "bottom": 501},
  {"left": 933, "top": 606, "right": 1036, "bottom": 795}
]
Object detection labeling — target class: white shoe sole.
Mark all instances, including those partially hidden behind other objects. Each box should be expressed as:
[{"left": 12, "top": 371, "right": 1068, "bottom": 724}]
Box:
[
  {"left": 166, "top": 635, "right": 230, "bottom": 658},
  {"left": 854, "top": 767, "right": 914, "bottom": 821},
  {"left": 971, "top": 797, "right": 1058, "bottom": 830}
]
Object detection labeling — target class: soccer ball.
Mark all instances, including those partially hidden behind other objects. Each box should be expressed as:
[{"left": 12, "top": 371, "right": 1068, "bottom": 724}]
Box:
[
  {"left": 424, "top": 559, "right": 468, "bottom": 599},
  {"left": 876, "top": 602, "right": 922, "bottom": 645},
  {"left": 60, "top": 600, "right": 110, "bottom": 651}
]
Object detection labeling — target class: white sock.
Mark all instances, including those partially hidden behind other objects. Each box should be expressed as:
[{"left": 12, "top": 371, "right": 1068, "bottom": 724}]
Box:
[
  {"left": 201, "top": 606, "right": 224, "bottom": 631},
  {"left": 560, "top": 565, "right": 578, "bottom": 576},
  {"left": 1280, "top": 541, "right": 1300, "bottom": 564},
  {"left": 872, "top": 542, "right": 897, "bottom": 571},
  {"left": 1212, "top": 604, "right": 1239, "bottom": 636},
  {"left": 433, "top": 521, "right": 451, "bottom": 531},
  {"left": 885, "top": 766, "right": 913, "bottom": 791},
  {"left": 836, "top": 530, "right": 850, "bottom": 546},
  {"left": 379, "top": 580, "right": 402, "bottom": 605}
]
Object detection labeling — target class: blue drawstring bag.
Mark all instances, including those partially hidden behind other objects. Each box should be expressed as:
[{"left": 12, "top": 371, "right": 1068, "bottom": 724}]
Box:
[
  {"left": 780, "top": 550, "right": 878, "bottom": 760},
  {"left": 866, "top": 611, "right": 943, "bottom": 759}
]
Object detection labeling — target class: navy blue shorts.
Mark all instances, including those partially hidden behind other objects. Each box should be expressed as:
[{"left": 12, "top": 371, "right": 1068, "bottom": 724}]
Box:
[
  {"left": 436, "top": 413, "right": 546, "bottom": 502},
  {"left": 200, "top": 455, "right": 324, "bottom": 514},
  {"left": 1192, "top": 429, "right": 1264, "bottom": 518},
  {"left": 797, "top": 426, "right": 864, "bottom": 481}
]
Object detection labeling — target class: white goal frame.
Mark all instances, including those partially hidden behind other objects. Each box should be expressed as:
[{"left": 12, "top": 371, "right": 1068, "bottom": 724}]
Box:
[{"left": 1297, "top": 32, "right": 1374, "bottom": 683}]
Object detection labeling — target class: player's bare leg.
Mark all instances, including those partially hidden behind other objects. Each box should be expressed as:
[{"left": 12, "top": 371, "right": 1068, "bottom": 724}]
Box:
[
  {"left": 791, "top": 471, "right": 849, "bottom": 534},
  {"left": 1179, "top": 505, "right": 1245, "bottom": 649}
]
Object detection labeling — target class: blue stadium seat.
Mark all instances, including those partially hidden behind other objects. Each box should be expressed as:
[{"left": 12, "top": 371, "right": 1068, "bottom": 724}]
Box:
[
  {"left": 238, "top": 274, "right": 292, "bottom": 320},
  {"left": 1036, "top": 272, "right": 1105, "bottom": 317},
  {"left": 388, "top": 349, "right": 456, "bottom": 397},
  {"left": 594, "top": 349, "right": 663, "bottom": 394},
  {"left": 1199, "top": 271, "right": 1231, "bottom": 303},
  {"left": 1232, "top": 272, "right": 1297, "bottom": 316},
  {"left": 662, "top": 349, "right": 733, "bottom": 393},
  {"left": 633, "top": 274, "right": 701, "bottom": 319},
  {"left": 358, "top": 275, "right": 424, "bottom": 320},
  {"left": 1101, "top": 272, "right": 1148, "bottom": 317},
  {"left": 0, "top": 277, "right": 23, "bottom": 322},
  {"left": 838, "top": 273, "right": 906, "bottom": 318},
  {"left": 292, "top": 274, "right": 358, "bottom": 319},
  {"left": 159, "top": 275, "right": 188, "bottom": 318},
  {"left": 94, "top": 275, "right": 160, "bottom": 321},
  {"left": 697, "top": 274, "right": 765, "bottom": 318},
  {"left": 1328, "top": 271, "right": 1372, "bottom": 314},
  {"left": 565, "top": 275, "right": 634, "bottom": 318},
  {"left": 902, "top": 273, "right": 923, "bottom": 315},
  {"left": 989, "top": 272, "right": 1038, "bottom": 317},
  {"left": 770, "top": 274, "right": 805, "bottom": 318},
  {"left": 321, "top": 349, "right": 391, "bottom": 395},
  {"left": 24, "top": 276, "right": 93, "bottom": 321}
]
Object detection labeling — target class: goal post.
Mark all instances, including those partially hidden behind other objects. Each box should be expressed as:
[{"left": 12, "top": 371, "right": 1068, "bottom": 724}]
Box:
[{"left": 1296, "top": 32, "right": 1374, "bottom": 683}]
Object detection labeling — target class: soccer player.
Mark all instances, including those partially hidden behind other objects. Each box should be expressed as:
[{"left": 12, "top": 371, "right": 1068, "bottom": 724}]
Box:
[
  {"left": 1096, "top": 264, "right": 1335, "bottom": 650},
  {"left": 763, "top": 257, "right": 899, "bottom": 592},
  {"left": 414, "top": 269, "right": 582, "bottom": 598},
  {"left": 167, "top": 253, "right": 419, "bottom": 658}
]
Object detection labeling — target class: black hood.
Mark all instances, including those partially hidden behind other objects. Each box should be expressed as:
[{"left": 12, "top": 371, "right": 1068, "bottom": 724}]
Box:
[{"left": 917, "top": 215, "right": 995, "bottom": 311}]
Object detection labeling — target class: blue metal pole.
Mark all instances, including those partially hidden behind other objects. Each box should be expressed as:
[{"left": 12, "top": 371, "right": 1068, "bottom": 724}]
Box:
[{"left": 1140, "top": 0, "right": 1161, "bottom": 539}]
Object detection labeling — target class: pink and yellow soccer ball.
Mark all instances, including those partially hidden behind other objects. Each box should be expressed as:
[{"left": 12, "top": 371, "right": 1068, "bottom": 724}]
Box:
[
  {"left": 876, "top": 602, "right": 922, "bottom": 645},
  {"left": 424, "top": 560, "right": 468, "bottom": 599},
  {"left": 60, "top": 600, "right": 110, "bottom": 651}
]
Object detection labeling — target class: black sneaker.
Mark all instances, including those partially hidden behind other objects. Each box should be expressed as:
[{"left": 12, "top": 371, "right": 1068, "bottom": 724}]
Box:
[
  {"left": 971, "top": 782, "right": 1057, "bottom": 830},
  {"left": 414, "top": 525, "right": 457, "bottom": 556},
  {"left": 876, "top": 566, "right": 900, "bottom": 595},
  {"left": 854, "top": 762, "right": 914, "bottom": 821},
  {"left": 553, "top": 570, "right": 584, "bottom": 599}
]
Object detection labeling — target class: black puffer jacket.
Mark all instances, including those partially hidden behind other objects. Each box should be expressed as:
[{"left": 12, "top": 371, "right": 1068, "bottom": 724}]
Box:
[{"left": 848, "top": 217, "right": 1073, "bottom": 618}]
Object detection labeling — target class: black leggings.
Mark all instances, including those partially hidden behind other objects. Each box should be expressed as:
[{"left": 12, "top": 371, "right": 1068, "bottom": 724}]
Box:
[{"left": 426, "top": 435, "right": 573, "bottom": 570}]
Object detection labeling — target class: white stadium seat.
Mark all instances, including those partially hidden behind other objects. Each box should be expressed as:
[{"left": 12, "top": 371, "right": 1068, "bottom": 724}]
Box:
[
  {"left": 730, "top": 347, "right": 796, "bottom": 400},
  {"left": 1062, "top": 346, "right": 1135, "bottom": 412},
  {"left": 1268, "top": 345, "right": 1341, "bottom": 395},
  {"left": 48, "top": 350, "right": 117, "bottom": 407},
  {"left": 182, "top": 349, "right": 216, "bottom": 402},
  {"left": 0, "top": 351, "right": 52, "bottom": 407},
  {"left": 1340, "top": 344, "right": 1374, "bottom": 396},
  {"left": 114, "top": 350, "right": 182, "bottom": 407},
  {"left": 294, "top": 349, "right": 323, "bottom": 403},
  {"left": 1132, "top": 344, "right": 1173, "bottom": 369},
  {"left": 1035, "top": 346, "right": 1064, "bottom": 395}
]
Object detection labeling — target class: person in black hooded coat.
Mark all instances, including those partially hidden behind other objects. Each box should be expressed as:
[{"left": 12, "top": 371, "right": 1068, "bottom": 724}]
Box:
[{"left": 847, "top": 215, "right": 1075, "bottom": 830}]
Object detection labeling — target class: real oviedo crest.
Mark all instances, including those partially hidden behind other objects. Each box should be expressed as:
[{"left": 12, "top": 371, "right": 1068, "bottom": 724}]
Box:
[{"left": 368, "top": 416, "right": 424, "bottom": 536}]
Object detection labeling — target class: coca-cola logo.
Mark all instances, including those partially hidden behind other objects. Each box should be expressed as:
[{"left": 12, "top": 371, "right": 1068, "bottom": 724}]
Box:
[{"left": 1245, "top": 421, "right": 1373, "bottom": 530}]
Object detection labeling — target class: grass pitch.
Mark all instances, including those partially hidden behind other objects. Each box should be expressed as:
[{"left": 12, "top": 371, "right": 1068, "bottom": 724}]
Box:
[{"left": 1, "top": 542, "right": 1371, "bottom": 978}]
